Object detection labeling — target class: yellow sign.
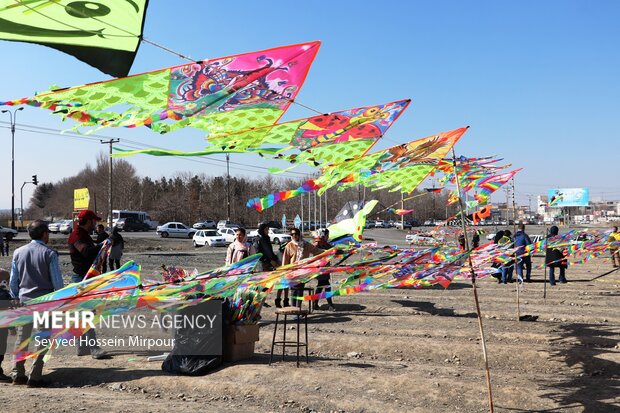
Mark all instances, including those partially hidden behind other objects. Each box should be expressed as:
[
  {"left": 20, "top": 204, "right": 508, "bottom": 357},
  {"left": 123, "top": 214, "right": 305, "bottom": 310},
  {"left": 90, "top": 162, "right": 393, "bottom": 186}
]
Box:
[{"left": 74, "top": 188, "right": 90, "bottom": 210}]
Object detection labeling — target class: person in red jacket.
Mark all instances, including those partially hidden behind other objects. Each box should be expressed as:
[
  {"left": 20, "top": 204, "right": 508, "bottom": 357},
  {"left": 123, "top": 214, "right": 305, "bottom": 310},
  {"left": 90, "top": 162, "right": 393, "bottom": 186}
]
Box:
[{"left": 67, "top": 210, "right": 108, "bottom": 359}]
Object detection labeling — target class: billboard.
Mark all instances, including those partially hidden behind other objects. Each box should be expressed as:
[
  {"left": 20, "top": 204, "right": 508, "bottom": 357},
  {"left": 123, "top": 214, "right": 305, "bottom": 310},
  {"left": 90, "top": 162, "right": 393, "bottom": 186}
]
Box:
[{"left": 547, "top": 188, "right": 589, "bottom": 207}]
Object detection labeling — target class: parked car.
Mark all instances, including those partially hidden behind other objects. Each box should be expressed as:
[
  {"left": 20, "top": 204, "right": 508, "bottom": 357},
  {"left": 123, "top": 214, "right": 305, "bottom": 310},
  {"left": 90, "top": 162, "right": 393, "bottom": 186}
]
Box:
[
  {"left": 218, "top": 227, "right": 238, "bottom": 243},
  {"left": 59, "top": 220, "right": 73, "bottom": 234},
  {"left": 394, "top": 221, "right": 413, "bottom": 230},
  {"left": 156, "top": 222, "right": 196, "bottom": 238},
  {"left": 193, "top": 230, "right": 227, "bottom": 247},
  {"left": 48, "top": 221, "right": 63, "bottom": 233},
  {"left": 193, "top": 220, "right": 217, "bottom": 230},
  {"left": 0, "top": 225, "right": 18, "bottom": 240},
  {"left": 374, "top": 220, "right": 386, "bottom": 228},
  {"left": 116, "top": 217, "right": 149, "bottom": 232},
  {"left": 406, "top": 233, "right": 442, "bottom": 246},
  {"left": 248, "top": 227, "right": 292, "bottom": 245},
  {"left": 217, "top": 220, "right": 241, "bottom": 230},
  {"left": 259, "top": 220, "right": 282, "bottom": 229}
]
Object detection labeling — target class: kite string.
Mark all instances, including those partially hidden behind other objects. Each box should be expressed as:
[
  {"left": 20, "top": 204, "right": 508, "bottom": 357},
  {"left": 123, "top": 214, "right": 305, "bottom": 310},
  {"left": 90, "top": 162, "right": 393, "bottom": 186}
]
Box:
[{"left": 140, "top": 37, "right": 195, "bottom": 62}]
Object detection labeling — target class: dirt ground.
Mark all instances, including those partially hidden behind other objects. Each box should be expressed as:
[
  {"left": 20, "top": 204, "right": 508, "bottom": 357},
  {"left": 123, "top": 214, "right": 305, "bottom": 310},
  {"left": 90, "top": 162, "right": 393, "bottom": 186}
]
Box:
[{"left": 0, "top": 236, "right": 618, "bottom": 413}]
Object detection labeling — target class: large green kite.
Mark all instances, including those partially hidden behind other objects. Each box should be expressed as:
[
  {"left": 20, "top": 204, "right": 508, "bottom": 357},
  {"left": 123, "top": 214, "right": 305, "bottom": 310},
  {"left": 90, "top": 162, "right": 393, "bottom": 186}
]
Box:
[{"left": 0, "top": 0, "right": 149, "bottom": 77}]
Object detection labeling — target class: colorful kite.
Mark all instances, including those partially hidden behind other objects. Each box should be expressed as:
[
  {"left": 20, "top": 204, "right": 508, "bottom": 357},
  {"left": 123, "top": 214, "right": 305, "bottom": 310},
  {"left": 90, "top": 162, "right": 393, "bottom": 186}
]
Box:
[
  {"left": 247, "top": 127, "right": 468, "bottom": 211},
  {"left": 0, "top": 0, "right": 149, "bottom": 77},
  {"left": 112, "top": 99, "right": 410, "bottom": 170},
  {"left": 2, "top": 41, "right": 320, "bottom": 134}
]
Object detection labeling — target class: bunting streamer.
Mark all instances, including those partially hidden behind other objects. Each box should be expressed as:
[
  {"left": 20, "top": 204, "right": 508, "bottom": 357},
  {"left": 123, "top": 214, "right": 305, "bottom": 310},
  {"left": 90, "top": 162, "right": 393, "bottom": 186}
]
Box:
[{"left": 4, "top": 229, "right": 618, "bottom": 362}]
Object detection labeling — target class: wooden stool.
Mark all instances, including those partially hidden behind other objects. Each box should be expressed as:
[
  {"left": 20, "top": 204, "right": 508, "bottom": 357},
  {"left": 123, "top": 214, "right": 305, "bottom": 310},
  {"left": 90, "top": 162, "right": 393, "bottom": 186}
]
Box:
[
  {"left": 299, "top": 287, "right": 315, "bottom": 313},
  {"left": 269, "top": 307, "right": 309, "bottom": 367}
]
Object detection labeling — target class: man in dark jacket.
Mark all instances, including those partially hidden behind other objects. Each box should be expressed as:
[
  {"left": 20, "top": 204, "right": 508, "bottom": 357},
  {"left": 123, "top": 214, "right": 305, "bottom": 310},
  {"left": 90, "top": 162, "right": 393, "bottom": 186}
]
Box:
[
  {"left": 514, "top": 224, "right": 533, "bottom": 282},
  {"left": 9, "top": 220, "right": 63, "bottom": 386},
  {"left": 254, "top": 223, "right": 282, "bottom": 306},
  {"left": 545, "top": 225, "right": 568, "bottom": 285},
  {"left": 67, "top": 210, "right": 107, "bottom": 359}
]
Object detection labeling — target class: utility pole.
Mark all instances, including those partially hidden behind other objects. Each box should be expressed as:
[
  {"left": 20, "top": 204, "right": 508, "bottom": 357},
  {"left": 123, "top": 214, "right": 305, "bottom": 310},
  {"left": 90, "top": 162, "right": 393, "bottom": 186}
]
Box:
[
  {"left": 400, "top": 192, "right": 405, "bottom": 228},
  {"left": 2, "top": 107, "right": 24, "bottom": 229},
  {"left": 226, "top": 154, "right": 231, "bottom": 220},
  {"left": 100, "top": 138, "right": 120, "bottom": 230}
]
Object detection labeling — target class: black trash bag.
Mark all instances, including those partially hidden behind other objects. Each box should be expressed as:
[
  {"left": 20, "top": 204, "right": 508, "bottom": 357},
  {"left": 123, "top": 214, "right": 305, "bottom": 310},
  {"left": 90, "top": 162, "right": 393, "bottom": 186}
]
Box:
[
  {"left": 161, "top": 353, "right": 221, "bottom": 376},
  {"left": 161, "top": 298, "right": 228, "bottom": 376}
]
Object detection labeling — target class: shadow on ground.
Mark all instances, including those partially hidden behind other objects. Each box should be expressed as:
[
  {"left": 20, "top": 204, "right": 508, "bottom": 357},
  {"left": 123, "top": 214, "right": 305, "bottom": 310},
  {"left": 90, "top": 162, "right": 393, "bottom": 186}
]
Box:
[
  {"left": 392, "top": 300, "right": 477, "bottom": 318},
  {"left": 541, "top": 323, "right": 620, "bottom": 413}
]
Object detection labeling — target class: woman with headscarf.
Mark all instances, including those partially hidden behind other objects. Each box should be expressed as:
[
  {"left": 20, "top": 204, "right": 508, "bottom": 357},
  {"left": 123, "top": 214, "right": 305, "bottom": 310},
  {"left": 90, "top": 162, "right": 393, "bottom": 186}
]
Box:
[
  {"left": 545, "top": 225, "right": 568, "bottom": 285},
  {"left": 282, "top": 227, "right": 323, "bottom": 308},
  {"left": 226, "top": 227, "right": 255, "bottom": 265}
]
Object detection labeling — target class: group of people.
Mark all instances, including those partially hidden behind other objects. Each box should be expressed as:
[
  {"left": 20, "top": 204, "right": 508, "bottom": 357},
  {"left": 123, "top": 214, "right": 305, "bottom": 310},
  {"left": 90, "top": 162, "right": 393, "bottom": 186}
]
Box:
[
  {"left": 225, "top": 223, "right": 336, "bottom": 311},
  {"left": 490, "top": 224, "right": 568, "bottom": 285},
  {"left": 0, "top": 210, "right": 125, "bottom": 387}
]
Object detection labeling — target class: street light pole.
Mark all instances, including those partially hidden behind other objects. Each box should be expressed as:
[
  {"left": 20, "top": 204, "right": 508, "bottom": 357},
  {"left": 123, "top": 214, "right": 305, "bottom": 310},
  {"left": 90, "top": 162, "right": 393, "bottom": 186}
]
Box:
[
  {"left": 20, "top": 175, "right": 37, "bottom": 229},
  {"left": 2, "top": 107, "right": 24, "bottom": 229}
]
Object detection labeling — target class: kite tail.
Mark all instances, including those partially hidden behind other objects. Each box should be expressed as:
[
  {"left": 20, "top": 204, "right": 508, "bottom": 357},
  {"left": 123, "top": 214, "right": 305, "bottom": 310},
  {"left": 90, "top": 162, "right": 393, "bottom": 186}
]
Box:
[{"left": 247, "top": 179, "right": 322, "bottom": 212}]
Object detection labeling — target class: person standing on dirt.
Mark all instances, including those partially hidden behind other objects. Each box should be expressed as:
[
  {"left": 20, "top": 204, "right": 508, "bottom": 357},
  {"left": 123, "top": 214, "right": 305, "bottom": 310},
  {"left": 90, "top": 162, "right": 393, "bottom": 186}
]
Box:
[
  {"left": 108, "top": 226, "right": 124, "bottom": 271},
  {"left": 514, "top": 223, "right": 533, "bottom": 283},
  {"left": 0, "top": 268, "right": 13, "bottom": 383},
  {"left": 472, "top": 231, "right": 481, "bottom": 249},
  {"left": 9, "top": 220, "right": 63, "bottom": 387},
  {"left": 498, "top": 230, "right": 514, "bottom": 284},
  {"left": 226, "top": 227, "right": 255, "bottom": 265},
  {"left": 67, "top": 210, "right": 107, "bottom": 359},
  {"left": 545, "top": 225, "right": 568, "bottom": 285},
  {"left": 283, "top": 227, "right": 323, "bottom": 308},
  {"left": 94, "top": 224, "right": 109, "bottom": 272},
  {"left": 312, "top": 228, "right": 335, "bottom": 311},
  {"left": 457, "top": 233, "right": 466, "bottom": 251},
  {"left": 608, "top": 226, "right": 620, "bottom": 268},
  {"left": 254, "top": 223, "right": 282, "bottom": 306}
]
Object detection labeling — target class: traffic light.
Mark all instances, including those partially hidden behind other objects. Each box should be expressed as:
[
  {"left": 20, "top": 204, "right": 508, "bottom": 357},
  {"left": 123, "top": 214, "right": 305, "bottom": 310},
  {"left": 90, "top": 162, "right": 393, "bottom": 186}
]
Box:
[{"left": 32, "top": 175, "right": 38, "bottom": 185}]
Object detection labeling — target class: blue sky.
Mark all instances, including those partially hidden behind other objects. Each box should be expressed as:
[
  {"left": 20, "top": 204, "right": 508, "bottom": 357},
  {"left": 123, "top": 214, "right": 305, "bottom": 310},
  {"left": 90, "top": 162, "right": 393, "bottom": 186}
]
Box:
[{"left": 1, "top": 0, "right": 619, "bottom": 211}]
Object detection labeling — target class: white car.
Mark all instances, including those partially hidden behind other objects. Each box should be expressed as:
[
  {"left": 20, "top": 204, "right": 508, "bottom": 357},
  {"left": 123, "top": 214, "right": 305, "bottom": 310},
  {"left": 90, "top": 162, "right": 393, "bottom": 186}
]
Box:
[
  {"left": 218, "top": 227, "right": 238, "bottom": 243},
  {"left": 48, "top": 221, "right": 63, "bottom": 233},
  {"left": 374, "top": 220, "right": 386, "bottom": 228},
  {"left": 193, "top": 230, "right": 227, "bottom": 247},
  {"left": 0, "top": 225, "right": 18, "bottom": 240},
  {"left": 247, "top": 227, "right": 291, "bottom": 245},
  {"left": 59, "top": 220, "right": 73, "bottom": 234},
  {"left": 156, "top": 222, "right": 196, "bottom": 238},
  {"left": 193, "top": 220, "right": 217, "bottom": 230},
  {"left": 217, "top": 220, "right": 240, "bottom": 230}
]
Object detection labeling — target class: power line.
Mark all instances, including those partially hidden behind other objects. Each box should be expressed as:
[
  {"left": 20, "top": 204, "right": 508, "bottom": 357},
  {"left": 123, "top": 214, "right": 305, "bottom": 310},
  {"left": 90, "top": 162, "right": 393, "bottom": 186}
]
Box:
[{"left": 0, "top": 122, "right": 311, "bottom": 179}]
